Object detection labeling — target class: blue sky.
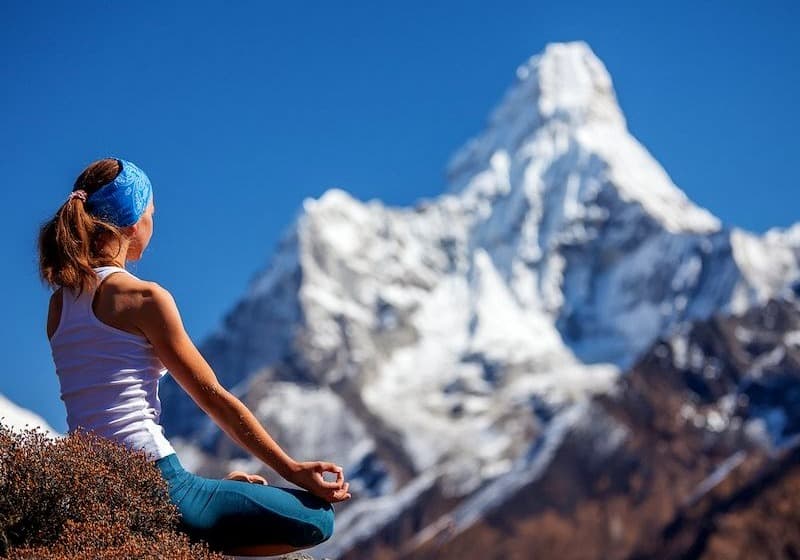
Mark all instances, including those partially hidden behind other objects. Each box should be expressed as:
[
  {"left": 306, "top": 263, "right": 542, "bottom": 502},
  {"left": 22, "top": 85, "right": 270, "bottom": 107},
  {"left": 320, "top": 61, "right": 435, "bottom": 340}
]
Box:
[{"left": 1, "top": 1, "right": 797, "bottom": 431}]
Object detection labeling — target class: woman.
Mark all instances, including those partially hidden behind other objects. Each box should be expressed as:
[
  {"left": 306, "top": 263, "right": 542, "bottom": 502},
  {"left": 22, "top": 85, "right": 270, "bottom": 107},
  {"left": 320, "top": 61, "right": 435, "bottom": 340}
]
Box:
[{"left": 39, "top": 157, "right": 351, "bottom": 557}]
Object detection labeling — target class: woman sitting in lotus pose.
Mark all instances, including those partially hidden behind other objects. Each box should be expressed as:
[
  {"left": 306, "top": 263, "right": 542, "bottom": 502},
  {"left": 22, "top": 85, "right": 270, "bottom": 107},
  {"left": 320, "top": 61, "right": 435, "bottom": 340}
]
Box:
[{"left": 39, "top": 157, "right": 351, "bottom": 557}]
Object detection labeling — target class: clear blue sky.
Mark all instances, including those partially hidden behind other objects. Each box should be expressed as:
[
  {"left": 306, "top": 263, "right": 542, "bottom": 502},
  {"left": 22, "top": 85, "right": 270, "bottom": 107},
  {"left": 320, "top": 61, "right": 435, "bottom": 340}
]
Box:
[{"left": 1, "top": 1, "right": 797, "bottom": 431}]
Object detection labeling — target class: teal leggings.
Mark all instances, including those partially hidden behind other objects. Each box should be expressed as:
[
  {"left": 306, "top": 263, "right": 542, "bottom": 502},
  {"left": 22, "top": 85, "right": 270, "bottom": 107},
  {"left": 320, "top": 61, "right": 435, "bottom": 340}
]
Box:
[{"left": 154, "top": 453, "right": 335, "bottom": 552}]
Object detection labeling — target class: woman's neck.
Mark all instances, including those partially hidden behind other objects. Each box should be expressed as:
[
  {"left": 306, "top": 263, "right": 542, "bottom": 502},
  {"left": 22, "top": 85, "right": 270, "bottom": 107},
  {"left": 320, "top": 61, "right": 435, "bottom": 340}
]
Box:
[{"left": 98, "top": 238, "right": 130, "bottom": 268}]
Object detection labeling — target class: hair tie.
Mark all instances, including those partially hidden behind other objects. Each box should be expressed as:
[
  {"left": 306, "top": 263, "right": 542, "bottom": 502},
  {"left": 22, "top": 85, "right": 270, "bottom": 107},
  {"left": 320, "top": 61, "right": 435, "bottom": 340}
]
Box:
[{"left": 69, "top": 190, "right": 87, "bottom": 202}]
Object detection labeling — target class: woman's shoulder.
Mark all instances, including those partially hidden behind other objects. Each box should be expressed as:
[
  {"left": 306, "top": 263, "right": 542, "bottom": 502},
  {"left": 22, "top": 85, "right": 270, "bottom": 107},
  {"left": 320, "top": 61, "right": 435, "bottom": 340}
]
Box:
[
  {"left": 101, "top": 270, "right": 160, "bottom": 296},
  {"left": 93, "top": 273, "right": 176, "bottom": 338},
  {"left": 107, "top": 276, "right": 183, "bottom": 341},
  {"left": 103, "top": 273, "right": 176, "bottom": 314},
  {"left": 94, "top": 271, "right": 172, "bottom": 316}
]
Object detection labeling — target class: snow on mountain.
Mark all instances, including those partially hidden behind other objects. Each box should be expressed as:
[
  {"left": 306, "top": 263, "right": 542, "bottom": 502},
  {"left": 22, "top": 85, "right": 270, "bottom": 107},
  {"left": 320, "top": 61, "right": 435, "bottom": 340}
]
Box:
[
  {"left": 0, "top": 393, "right": 57, "bottom": 435},
  {"left": 730, "top": 223, "right": 800, "bottom": 312},
  {"left": 157, "top": 41, "right": 800, "bottom": 557}
]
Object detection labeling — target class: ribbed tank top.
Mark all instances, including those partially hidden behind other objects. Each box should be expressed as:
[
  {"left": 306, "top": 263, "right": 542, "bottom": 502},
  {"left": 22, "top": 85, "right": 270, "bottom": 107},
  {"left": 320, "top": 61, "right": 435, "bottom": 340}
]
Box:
[{"left": 49, "top": 266, "right": 175, "bottom": 461}]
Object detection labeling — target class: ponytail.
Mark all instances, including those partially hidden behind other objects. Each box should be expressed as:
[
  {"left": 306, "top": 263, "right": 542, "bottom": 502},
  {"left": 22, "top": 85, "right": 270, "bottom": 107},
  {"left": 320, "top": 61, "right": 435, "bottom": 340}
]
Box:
[{"left": 38, "top": 158, "right": 127, "bottom": 296}]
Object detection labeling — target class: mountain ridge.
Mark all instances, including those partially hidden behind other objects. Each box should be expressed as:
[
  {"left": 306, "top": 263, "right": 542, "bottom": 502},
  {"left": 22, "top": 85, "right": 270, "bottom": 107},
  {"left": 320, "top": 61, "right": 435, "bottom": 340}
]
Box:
[{"left": 156, "top": 41, "right": 800, "bottom": 558}]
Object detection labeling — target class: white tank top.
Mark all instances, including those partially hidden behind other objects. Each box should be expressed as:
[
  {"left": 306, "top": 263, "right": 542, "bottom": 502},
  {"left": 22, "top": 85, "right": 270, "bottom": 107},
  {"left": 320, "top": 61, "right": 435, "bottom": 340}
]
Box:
[{"left": 49, "top": 266, "right": 175, "bottom": 461}]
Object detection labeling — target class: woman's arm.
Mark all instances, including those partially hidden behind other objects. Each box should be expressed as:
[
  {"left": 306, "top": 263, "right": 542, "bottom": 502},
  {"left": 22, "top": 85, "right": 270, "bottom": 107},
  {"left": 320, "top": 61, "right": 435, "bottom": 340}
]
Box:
[{"left": 133, "top": 282, "right": 319, "bottom": 481}]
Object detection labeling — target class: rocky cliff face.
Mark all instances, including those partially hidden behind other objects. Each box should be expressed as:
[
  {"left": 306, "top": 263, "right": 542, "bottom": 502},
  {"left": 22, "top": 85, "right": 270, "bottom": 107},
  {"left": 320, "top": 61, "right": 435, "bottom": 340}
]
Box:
[
  {"left": 157, "top": 41, "right": 800, "bottom": 558},
  {"left": 404, "top": 294, "right": 800, "bottom": 559}
]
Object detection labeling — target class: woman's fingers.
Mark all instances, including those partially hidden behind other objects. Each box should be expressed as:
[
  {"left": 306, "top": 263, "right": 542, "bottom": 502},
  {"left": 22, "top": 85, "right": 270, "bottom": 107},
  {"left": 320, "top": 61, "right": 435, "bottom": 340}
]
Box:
[
  {"left": 330, "top": 482, "right": 351, "bottom": 502},
  {"left": 225, "top": 470, "right": 268, "bottom": 485},
  {"left": 314, "top": 471, "right": 342, "bottom": 489},
  {"left": 225, "top": 470, "right": 248, "bottom": 481},
  {"left": 319, "top": 461, "right": 343, "bottom": 478},
  {"left": 315, "top": 462, "right": 345, "bottom": 489},
  {"left": 301, "top": 460, "right": 350, "bottom": 501}
]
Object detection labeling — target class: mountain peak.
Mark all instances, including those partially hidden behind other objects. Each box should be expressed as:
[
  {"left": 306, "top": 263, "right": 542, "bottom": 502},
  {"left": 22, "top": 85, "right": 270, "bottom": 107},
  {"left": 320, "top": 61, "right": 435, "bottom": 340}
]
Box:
[
  {"left": 444, "top": 41, "right": 720, "bottom": 235},
  {"left": 445, "top": 41, "right": 628, "bottom": 189},
  {"left": 495, "top": 41, "right": 625, "bottom": 129}
]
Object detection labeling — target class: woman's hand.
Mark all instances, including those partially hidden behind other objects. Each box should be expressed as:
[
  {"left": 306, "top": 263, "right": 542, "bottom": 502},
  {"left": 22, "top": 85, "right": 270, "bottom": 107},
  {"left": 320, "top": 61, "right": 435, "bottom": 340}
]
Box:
[
  {"left": 286, "top": 461, "right": 352, "bottom": 503},
  {"left": 225, "top": 470, "right": 268, "bottom": 485}
]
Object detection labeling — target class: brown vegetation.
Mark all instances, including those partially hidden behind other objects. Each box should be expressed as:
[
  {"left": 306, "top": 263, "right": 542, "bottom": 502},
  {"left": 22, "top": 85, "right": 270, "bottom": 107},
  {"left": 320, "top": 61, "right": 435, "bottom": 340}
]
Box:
[{"left": 0, "top": 424, "right": 222, "bottom": 559}]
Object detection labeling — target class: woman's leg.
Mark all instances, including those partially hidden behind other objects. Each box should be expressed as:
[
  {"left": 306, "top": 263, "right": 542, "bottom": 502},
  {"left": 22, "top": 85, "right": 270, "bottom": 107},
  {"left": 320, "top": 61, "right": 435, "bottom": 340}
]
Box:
[{"left": 172, "top": 475, "right": 335, "bottom": 553}]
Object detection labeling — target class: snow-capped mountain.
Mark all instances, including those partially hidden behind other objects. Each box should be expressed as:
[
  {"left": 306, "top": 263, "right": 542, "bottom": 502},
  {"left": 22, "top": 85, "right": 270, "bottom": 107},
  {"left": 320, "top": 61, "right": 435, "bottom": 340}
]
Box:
[
  {"left": 0, "top": 393, "right": 57, "bottom": 435},
  {"left": 158, "top": 41, "right": 799, "bottom": 558}
]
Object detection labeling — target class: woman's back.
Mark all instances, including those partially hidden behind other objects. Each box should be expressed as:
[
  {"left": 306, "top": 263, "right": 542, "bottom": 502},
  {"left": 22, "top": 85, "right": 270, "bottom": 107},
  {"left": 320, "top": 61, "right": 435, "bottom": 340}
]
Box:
[{"left": 49, "top": 265, "right": 175, "bottom": 460}]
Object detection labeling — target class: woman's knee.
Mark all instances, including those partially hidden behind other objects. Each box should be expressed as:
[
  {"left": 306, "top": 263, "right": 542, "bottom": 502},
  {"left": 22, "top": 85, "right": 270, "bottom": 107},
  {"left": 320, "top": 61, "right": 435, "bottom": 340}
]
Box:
[
  {"left": 317, "top": 502, "right": 335, "bottom": 543},
  {"left": 294, "top": 501, "right": 335, "bottom": 547}
]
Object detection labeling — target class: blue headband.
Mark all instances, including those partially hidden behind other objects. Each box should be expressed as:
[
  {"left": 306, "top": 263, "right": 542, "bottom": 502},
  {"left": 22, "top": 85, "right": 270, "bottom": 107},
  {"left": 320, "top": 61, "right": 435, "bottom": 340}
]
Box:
[{"left": 85, "top": 158, "right": 153, "bottom": 227}]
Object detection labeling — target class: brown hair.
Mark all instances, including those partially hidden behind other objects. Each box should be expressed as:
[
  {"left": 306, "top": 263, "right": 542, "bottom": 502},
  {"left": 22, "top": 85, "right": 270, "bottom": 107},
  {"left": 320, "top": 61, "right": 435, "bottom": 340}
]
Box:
[{"left": 38, "top": 158, "right": 127, "bottom": 296}]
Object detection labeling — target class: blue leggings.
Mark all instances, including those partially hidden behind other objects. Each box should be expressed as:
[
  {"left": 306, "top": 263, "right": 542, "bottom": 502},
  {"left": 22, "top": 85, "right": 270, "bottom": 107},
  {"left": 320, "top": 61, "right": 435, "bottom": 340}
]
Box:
[{"left": 154, "top": 453, "right": 335, "bottom": 552}]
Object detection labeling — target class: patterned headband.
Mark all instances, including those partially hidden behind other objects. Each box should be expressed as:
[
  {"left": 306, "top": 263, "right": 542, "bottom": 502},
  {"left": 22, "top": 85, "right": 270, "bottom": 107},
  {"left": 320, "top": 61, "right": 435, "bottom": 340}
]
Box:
[{"left": 81, "top": 158, "right": 153, "bottom": 227}]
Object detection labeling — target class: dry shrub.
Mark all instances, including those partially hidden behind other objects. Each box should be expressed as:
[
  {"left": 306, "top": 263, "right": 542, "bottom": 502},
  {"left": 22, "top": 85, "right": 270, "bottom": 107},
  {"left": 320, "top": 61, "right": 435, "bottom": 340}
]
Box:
[{"left": 0, "top": 423, "right": 222, "bottom": 559}]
